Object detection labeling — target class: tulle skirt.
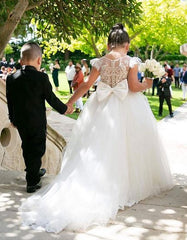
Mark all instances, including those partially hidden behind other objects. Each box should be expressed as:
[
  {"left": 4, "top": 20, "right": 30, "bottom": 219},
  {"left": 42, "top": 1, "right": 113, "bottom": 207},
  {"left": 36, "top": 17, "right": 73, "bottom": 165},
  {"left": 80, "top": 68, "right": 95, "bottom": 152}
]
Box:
[{"left": 20, "top": 90, "right": 173, "bottom": 233}]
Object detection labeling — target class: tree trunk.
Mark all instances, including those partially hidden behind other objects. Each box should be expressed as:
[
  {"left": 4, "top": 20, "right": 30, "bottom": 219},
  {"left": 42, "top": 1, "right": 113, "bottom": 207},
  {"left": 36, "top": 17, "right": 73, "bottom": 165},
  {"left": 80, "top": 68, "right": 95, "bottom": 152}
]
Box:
[
  {"left": 134, "top": 47, "right": 143, "bottom": 60},
  {"left": 154, "top": 46, "right": 163, "bottom": 60},
  {"left": 158, "top": 52, "right": 169, "bottom": 61},
  {"left": 91, "top": 36, "right": 101, "bottom": 58},
  {"left": 145, "top": 44, "right": 150, "bottom": 60},
  {"left": 150, "top": 45, "right": 154, "bottom": 59},
  {"left": 0, "top": 0, "right": 29, "bottom": 58},
  {"left": 64, "top": 49, "right": 70, "bottom": 61}
]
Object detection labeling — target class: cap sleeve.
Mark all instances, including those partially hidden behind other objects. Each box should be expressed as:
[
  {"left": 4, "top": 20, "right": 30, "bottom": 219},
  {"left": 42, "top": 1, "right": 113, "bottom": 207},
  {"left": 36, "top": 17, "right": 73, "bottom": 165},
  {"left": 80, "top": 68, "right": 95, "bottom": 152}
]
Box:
[
  {"left": 129, "top": 57, "right": 141, "bottom": 68},
  {"left": 90, "top": 58, "right": 102, "bottom": 72}
]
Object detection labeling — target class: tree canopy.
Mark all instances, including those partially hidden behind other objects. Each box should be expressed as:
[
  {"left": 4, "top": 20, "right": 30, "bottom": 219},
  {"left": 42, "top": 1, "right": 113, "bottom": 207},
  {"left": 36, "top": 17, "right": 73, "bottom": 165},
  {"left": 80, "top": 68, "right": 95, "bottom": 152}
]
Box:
[
  {"left": 34, "top": 0, "right": 187, "bottom": 60},
  {"left": 128, "top": 0, "right": 187, "bottom": 60},
  {"left": 0, "top": 0, "right": 142, "bottom": 57}
]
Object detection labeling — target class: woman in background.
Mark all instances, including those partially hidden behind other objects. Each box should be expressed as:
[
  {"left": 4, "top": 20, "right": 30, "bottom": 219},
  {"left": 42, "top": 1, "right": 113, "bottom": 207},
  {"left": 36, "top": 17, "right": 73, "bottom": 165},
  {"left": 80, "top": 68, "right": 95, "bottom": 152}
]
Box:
[{"left": 52, "top": 59, "right": 60, "bottom": 91}]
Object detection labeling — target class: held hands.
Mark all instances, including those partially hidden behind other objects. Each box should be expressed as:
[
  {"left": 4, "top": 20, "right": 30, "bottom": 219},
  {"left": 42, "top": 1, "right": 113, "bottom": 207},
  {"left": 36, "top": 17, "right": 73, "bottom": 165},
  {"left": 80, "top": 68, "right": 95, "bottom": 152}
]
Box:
[{"left": 65, "top": 103, "right": 74, "bottom": 115}]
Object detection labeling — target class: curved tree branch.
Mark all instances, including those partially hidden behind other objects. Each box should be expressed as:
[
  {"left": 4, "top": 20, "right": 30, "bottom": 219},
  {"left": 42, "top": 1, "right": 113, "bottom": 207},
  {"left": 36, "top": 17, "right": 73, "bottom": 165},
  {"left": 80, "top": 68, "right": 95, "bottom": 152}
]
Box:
[{"left": 26, "top": 0, "right": 45, "bottom": 11}]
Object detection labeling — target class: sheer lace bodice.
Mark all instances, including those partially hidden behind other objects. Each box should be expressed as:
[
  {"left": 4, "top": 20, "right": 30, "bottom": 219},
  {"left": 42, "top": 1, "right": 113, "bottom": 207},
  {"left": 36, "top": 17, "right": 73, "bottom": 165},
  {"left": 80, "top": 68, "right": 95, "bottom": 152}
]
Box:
[{"left": 92, "top": 55, "right": 133, "bottom": 88}]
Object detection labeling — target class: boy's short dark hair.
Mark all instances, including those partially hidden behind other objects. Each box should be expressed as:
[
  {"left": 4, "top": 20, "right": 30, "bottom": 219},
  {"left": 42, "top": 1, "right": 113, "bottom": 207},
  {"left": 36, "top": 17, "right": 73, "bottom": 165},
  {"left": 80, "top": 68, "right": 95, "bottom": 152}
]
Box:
[{"left": 21, "top": 42, "right": 42, "bottom": 61}]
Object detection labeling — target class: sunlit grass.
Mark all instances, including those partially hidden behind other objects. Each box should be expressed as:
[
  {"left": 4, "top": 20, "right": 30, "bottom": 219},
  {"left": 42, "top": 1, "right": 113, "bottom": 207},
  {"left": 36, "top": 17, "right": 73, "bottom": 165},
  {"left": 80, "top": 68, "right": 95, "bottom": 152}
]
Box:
[{"left": 48, "top": 71, "right": 185, "bottom": 121}]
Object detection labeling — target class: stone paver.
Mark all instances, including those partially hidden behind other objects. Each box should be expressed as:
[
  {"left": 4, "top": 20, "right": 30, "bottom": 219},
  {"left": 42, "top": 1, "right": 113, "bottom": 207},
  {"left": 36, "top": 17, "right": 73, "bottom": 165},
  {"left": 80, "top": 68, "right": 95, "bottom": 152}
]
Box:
[
  {"left": 47, "top": 110, "right": 75, "bottom": 143},
  {"left": 0, "top": 103, "right": 187, "bottom": 240}
]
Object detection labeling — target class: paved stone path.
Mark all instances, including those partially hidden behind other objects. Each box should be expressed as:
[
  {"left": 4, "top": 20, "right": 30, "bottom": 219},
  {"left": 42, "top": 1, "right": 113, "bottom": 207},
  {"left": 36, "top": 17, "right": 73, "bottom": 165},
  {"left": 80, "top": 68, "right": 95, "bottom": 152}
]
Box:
[
  {"left": 0, "top": 104, "right": 187, "bottom": 240},
  {"left": 47, "top": 111, "right": 76, "bottom": 143}
]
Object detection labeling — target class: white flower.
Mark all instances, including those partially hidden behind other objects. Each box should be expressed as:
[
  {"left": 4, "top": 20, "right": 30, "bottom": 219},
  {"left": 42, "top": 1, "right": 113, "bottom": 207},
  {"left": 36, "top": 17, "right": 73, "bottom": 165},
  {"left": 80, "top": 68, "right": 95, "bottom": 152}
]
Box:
[
  {"left": 150, "top": 59, "right": 157, "bottom": 66},
  {"left": 139, "top": 59, "right": 165, "bottom": 78},
  {"left": 158, "top": 69, "right": 166, "bottom": 77},
  {"left": 139, "top": 63, "right": 146, "bottom": 72},
  {"left": 145, "top": 59, "right": 152, "bottom": 68}
]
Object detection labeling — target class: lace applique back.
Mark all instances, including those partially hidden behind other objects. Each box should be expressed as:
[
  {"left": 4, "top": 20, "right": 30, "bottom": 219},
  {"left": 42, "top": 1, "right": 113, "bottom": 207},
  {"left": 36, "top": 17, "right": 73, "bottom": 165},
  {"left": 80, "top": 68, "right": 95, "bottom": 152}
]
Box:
[{"left": 92, "top": 55, "right": 132, "bottom": 88}]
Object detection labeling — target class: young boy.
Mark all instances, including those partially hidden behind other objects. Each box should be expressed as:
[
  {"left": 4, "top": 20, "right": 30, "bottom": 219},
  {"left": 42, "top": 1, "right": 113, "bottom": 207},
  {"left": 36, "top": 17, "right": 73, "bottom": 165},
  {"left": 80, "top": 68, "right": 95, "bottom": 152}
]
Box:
[
  {"left": 6, "top": 42, "right": 72, "bottom": 192},
  {"left": 158, "top": 72, "right": 173, "bottom": 118}
]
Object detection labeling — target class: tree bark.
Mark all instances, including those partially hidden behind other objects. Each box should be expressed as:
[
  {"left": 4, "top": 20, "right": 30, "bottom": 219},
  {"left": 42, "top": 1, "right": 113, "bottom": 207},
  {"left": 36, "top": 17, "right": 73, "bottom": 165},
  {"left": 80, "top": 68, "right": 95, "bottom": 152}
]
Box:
[
  {"left": 83, "top": 35, "right": 102, "bottom": 58},
  {"left": 145, "top": 44, "right": 150, "bottom": 60},
  {"left": 90, "top": 36, "right": 101, "bottom": 58},
  {"left": 0, "top": 0, "right": 44, "bottom": 58},
  {"left": 0, "top": 0, "right": 29, "bottom": 58},
  {"left": 154, "top": 46, "right": 163, "bottom": 60},
  {"left": 64, "top": 49, "right": 70, "bottom": 61},
  {"left": 150, "top": 45, "right": 154, "bottom": 59}
]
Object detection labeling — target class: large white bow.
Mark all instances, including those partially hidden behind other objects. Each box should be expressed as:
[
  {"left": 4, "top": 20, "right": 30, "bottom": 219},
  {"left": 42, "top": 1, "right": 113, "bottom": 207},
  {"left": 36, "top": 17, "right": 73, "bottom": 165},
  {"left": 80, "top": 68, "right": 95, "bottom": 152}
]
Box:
[{"left": 96, "top": 80, "right": 128, "bottom": 102}]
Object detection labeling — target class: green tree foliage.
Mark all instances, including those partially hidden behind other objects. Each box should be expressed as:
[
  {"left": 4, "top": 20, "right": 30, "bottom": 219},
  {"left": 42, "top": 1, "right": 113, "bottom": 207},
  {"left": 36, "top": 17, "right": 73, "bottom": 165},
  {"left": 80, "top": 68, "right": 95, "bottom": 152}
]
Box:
[
  {"left": 33, "top": 0, "right": 142, "bottom": 40},
  {"left": 4, "top": 44, "right": 14, "bottom": 55},
  {"left": 0, "top": 0, "right": 44, "bottom": 57},
  {"left": 128, "top": 0, "right": 187, "bottom": 60},
  {"left": 0, "top": 0, "right": 142, "bottom": 57},
  {"left": 34, "top": 0, "right": 142, "bottom": 57}
]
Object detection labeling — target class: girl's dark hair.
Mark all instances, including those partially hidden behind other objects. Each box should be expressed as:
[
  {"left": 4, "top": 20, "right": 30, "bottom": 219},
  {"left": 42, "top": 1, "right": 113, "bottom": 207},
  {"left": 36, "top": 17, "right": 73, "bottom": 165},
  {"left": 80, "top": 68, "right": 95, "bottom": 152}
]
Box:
[
  {"left": 55, "top": 59, "right": 60, "bottom": 64},
  {"left": 108, "top": 23, "right": 130, "bottom": 49}
]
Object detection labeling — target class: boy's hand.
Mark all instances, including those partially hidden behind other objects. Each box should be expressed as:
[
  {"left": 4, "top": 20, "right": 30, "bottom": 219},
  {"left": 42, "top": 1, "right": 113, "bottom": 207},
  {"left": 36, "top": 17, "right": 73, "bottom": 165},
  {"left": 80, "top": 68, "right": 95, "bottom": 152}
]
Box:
[
  {"left": 65, "top": 104, "right": 74, "bottom": 114},
  {"left": 161, "top": 78, "right": 166, "bottom": 83}
]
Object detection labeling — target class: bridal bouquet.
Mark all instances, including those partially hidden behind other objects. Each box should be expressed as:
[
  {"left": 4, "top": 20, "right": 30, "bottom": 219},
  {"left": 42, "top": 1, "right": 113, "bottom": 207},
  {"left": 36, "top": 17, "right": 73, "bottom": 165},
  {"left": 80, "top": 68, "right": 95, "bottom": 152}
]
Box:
[{"left": 139, "top": 59, "right": 165, "bottom": 79}]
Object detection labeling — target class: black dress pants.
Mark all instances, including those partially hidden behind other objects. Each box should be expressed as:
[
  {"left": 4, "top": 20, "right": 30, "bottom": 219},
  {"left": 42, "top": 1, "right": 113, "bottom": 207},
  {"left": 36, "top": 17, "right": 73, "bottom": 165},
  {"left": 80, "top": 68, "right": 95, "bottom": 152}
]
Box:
[
  {"left": 152, "top": 78, "right": 159, "bottom": 95},
  {"left": 159, "top": 94, "right": 172, "bottom": 115},
  {"left": 68, "top": 80, "right": 73, "bottom": 94},
  {"left": 174, "top": 77, "right": 179, "bottom": 88},
  {"left": 17, "top": 126, "right": 46, "bottom": 186}
]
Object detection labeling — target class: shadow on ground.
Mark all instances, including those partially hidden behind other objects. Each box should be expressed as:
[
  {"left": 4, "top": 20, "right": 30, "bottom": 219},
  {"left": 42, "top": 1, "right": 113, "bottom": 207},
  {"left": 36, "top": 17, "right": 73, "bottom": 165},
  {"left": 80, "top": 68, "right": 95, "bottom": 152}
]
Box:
[{"left": 0, "top": 170, "right": 186, "bottom": 240}]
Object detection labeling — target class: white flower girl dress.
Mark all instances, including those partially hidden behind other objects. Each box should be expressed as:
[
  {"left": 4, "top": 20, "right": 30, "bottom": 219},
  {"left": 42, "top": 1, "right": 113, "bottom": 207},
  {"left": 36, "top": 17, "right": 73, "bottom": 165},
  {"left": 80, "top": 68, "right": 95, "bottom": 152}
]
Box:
[{"left": 20, "top": 55, "right": 173, "bottom": 233}]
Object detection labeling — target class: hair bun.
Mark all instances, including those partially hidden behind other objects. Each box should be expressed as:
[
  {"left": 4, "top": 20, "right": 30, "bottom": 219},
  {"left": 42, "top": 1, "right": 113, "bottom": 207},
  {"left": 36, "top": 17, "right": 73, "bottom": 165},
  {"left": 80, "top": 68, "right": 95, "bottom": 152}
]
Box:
[
  {"left": 112, "top": 23, "right": 124, "bottom": 31},
  {"left": 108, "top": 23, "right": 130, "bottom": 48}
]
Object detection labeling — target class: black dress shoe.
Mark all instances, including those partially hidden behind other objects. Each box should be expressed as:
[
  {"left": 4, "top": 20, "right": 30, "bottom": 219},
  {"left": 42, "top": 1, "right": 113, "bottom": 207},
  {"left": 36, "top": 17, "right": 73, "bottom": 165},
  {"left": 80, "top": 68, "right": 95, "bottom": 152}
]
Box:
[
  {"left": 170, "top": 113, "right": 174, "bottom": 118},
  {"left": 27, "top": 182, "right": 41, "bottom": 193},
  {"left": 39, "top": 168, "right": 46, "bottom": 177}
]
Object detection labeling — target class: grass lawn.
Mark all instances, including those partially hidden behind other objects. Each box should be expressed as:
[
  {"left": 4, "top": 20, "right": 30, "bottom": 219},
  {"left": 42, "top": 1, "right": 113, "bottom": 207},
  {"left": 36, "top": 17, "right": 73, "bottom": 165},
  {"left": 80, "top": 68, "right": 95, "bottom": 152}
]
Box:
[{"left": 48, "top": 71, "right": 185, "bottom": 121}]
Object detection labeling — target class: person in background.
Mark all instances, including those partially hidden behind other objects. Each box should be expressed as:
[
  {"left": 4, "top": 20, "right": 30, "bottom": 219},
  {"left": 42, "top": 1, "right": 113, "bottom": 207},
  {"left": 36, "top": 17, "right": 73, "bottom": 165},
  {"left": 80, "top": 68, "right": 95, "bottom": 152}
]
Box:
[
  {"left": 164, "top": 64, "right": 174, "bottom": 97},
  {"left": 81, "top": 59, "right": 87, "bottom": 75},
  {"left": 152, "top": 78, "right": 159, "bottom": 96},
  {"left": 0, "top": 66, "right": 7, "bottom": 81},
  {"left": 71, "top": 63, "right": 84, "bottom": 113},
  {"left": 0, "top": 57, "right": 8, "bottom": 68},
  {"left": 158, "top": 72, "right": 173, "bottom": 118},
  {"left": 137, "top": 71, "right": 141, "bottom": 82},
  {"left": 65, "top": 60, "right": 76, "bottom": 94},
  {"left": 170, "top": 62, "right": 174, "bottom": 69},
  {"left": 15, "top": 59, "right": 21, "bottom": 70},
  {"left": 173, "top": 63, "right": 181, "bottom": 88},
  {"left": 164, "top": 61, "right": 170, "bottom": 69},
  {"left": 52, "top": 59, "right": 60, "bottom": 91},
  {"left": 9, "top": 58, "right": 16, "bottom": 69},
  {"left": 93, "top": 75, "right": 101, "bottom": 91},
  {"left": 180, "top": 64, "right": 187, "bottom": 100},
  {"left": 82, "top": 59, "right": 90, "bottom": 98},
  {"left": 49, "top": 62, "right": 54, "bottom": 73}
]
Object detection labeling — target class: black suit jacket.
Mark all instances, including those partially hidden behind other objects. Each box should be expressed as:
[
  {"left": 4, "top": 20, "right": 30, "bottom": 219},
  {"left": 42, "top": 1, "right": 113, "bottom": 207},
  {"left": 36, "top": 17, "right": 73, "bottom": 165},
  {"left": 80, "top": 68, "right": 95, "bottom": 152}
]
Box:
[
  {"left": 157, "top": 77, "right": 171, "bottom": 97},
  {"left": 6, "top": 65, "right": 67, "bottom": 129}
]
